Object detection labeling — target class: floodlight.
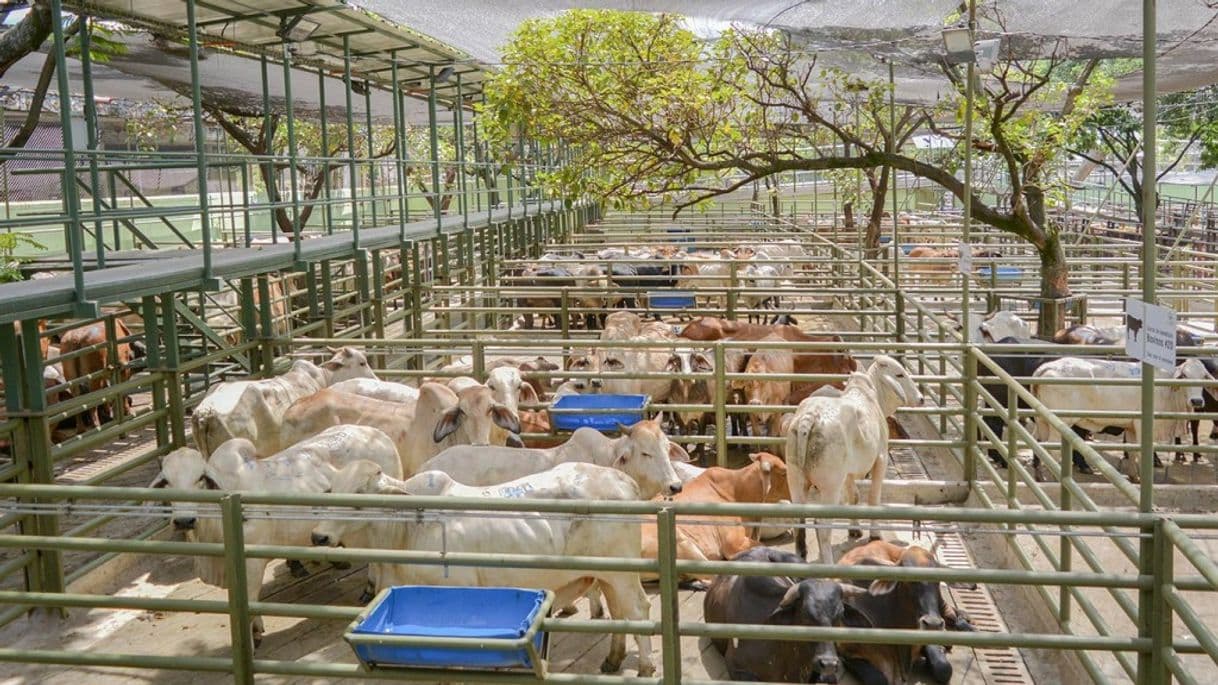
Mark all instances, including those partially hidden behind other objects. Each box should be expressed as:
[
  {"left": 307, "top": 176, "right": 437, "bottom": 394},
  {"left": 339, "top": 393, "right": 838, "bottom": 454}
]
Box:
[
  {"left": 436, "top": 65, "right": 455, "bottom": 83},
  {"left": 276, "top": 14, "right": 320, "bottom": 43},
  {"left": 974, "top": 38, "right": 1001, "bottom": 71},
  {"left": 941, "top": 27, "right": 975, "bottom": 65}
]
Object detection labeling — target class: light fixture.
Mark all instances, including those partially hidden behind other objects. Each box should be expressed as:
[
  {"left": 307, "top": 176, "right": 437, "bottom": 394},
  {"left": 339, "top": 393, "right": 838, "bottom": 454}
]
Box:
[
  {"left": 941, "top": 26, "right": 975, "bottom": 65},
  {"left": 974, "top": 38, "right": 1001, "bottom": 71},
  {"left": 435, "top": 65, "right": 455, "bottom": 83},
  {"left": 276, "top": 14, "right": 320, "bottom": 43}
]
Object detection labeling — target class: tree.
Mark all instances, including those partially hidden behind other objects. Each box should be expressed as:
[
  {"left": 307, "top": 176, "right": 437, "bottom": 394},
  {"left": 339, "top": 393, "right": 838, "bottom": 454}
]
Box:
[
  {"left": 1071, "top": 85, "right": 1218, "bottom": 219},
  {"left": 483, "top": 9, "right": 1115, "bottom": 331}
]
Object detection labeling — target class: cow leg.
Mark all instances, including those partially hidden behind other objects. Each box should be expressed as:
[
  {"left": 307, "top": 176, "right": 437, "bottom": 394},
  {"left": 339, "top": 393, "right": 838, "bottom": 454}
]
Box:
[
  {"left": 285, "top": 559, "right": 310, "bottom": 578},
  {"left": 983, "top": 415, "right": 1008, "bottom": 468},
  {"left": 245, "top": 558, "right": 269, "bottom": 647},
  {"left": 845, "top": 474, "right": 863, "bottom": 539},
  {"left": 866, "top": 456, "right": 887, "bottom": 542},
  {"left": 598, "top": 576, "right": 655, "bottom": 677},
  {"left": 788, "top": 467, "right": 810, "bottom": 561}
]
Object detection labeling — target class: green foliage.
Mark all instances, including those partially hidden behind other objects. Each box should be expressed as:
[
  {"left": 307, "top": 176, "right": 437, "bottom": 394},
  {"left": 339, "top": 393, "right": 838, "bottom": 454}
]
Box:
[
  {"left": 124, "top": 101, "right": 186, "bottom": 151},
  {"left": 0, "top": 232, "right": 46, "bottom": 283}
]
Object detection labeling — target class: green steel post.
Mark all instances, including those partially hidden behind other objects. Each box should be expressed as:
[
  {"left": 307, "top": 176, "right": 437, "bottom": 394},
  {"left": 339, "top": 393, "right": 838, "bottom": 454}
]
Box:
[
  {"left": 410, "top": 241, "right": 423, "bottom": 341},
  {"left": 239, "top": 278, "right": 260, "bottom": 376},
  {"left": 320, "top": 260, "right": 336, "bottom": 339},
  {"left": 1150, "top": 518, "right": 1174, "bottom": 682},
  {"left": 1006, "top": 384, "right": 1018, "bottom": 510},
  {"left": 185, "top": 0, "right": 215, "bottom": 286},
  {"left": 390, "top": 51, "right": 407, "bottom": 235},
  {"left": 1138, "top": 1, "right": 1160, "bottom": 682},
  {"left": 371, "top": 251, "right": 387, "bottom": 342},
  {"left": 455, "top": 73, "right": 468, "bottom": 229},
  {"left": 657, "top": 508, "right": 682, "bottom": 685},
  {"left": 354, "top": 250, "right": 372, "bottom": 332},
  {"left": 889, "top": 61, "right": 903, "bottom": 341},
  {"left": 18, "top": 319, "right": 63, "bottom": 605},
  {"left": 1060, "top": 438, "right": 1074, "bottom": 625},
  {"left": 964, "top": 349, "right": 977, "bottom": 487},
  {"left": 471, "top": 105, "right": 483, "bottom": 214},
  {"left": 239, "top": 163, "right": 252, "bottom": 247},
  {"left": 428, "top": 66, "right": 442, "bottom": 232},
  {"left": 260, "top": 55, "right": 277, "bottom": 243},
  {"left": 48, "top": 0, "right": 89, "bottom": 311},
  {"left": 560, "top": 289, "right": 571, "bottom": 340},
  {"left": 160, "top": 296, "right": 186, "bottom": 447},
  {"left": 281, "top": 45, "right": 302, "bottom": 263},
  {"left": 142, "top": 295, "right": 168, "bottom": 448},
  {"left": 727, "top": 262, "right": 738, "bottom": 320},
  {"left": 960, "top": 0, "right": 975, "bottom": 344},
  {"left": 343, "top": 37, "right": 360, "bottom": 247},
  {"left": 104, "top": 316, "right": 126, "bottom": 427},
  {"left": 472, "top": 340, "right": 486, "bottom": 381},
  {"left": 318, "top": 67, "right": 333, "bottom": 236},
  {"left": 78, "top": 17, "right": 106, "bottom": 268},
  {"left": 520, "top": 137, "right": 529, "bottom": 218},
  {"left": 257, "top": 276, "right": 274, "bottom": 371},
  {"left": 714, "top": 344, "right": 728, "bottom": 465},
  {"left": 220, "top": 495, "right": 254, "bottom": 684},
  {"left": 365, "top": 81, "right": 378, "bottom": 229}
]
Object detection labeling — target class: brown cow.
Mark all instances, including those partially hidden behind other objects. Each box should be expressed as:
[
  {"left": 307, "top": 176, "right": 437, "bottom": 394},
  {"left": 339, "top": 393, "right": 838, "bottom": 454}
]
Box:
[
  {"left": 837, "top": 540, "right": 974, "bottom": 685},
  {"left": 741, "top": 340, "right": 793, "bottom": 438},
  {"left": 640, "top": 453, "right": 789, "bottom": 586},
  {"left": 60, "top": 319, "right": 144, "bottom": 426}
]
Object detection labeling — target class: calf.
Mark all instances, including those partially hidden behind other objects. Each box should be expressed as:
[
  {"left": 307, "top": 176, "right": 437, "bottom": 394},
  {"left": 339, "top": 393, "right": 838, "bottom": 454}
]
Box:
[
  {"left": 400, "top": 382, "right": 520, "bottom": 475},
  {"left": 837, "top": 540, "right": 974, "bottom": 685},
  {"left": 704, "top": 546, "right": 865, "bottom": 684},
  {"left": 59, "top": 318, "right": 145, "bottom": 427},
  {"left": 741, "top": 342, "right": 794, "bottom": 438}
]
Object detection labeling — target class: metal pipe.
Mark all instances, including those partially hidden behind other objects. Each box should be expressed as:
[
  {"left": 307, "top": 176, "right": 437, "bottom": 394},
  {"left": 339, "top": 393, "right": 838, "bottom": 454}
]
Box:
[
  {"left": 185, "top": 0, "right": 214, "bottom": 283},
  {"left": 48, "top": 0, "right": 87, "bottom": 306}
]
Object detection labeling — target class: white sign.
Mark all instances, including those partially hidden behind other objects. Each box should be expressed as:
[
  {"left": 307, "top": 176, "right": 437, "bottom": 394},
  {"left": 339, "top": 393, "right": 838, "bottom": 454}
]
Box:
[
  {"left": 957, "top": 241, "right": 972, "bottom": 274},
  {"left": 1125, "top": 298, "right": 1177, "bottom": 371}
]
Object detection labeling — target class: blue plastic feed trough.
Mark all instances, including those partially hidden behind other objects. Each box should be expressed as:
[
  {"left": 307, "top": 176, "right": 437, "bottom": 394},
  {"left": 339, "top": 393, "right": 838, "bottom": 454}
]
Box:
[
  {"left": 549, "top": 393, "right": 648, "bottom": 432},
  {"left": 649, "top": 290, "right": 696, "bottom": 309},
  {"left": 345, "top": 586, "right": 553, "bottom": 673},
  {"left": 977, "top": 266, "right": 1023, "bottom": 281}
]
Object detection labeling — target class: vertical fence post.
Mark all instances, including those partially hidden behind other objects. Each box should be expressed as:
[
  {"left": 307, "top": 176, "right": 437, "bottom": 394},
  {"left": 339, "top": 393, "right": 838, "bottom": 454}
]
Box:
[
  {"left": 963, "top": 348, "right": 978, "bottom": 487},
  {"left": 184, "top": 0, "right": 215, "bottom": 286},
  {"left": 220, "top": 494, "right": 254, "bottom": 684},
  {"left": 1150, "top": 518, "right": 1173, "bottom": 683},
  {"left": 714, "top": 344, "right": 728, "bottom": 466},
  {"left": 1006, "top": 384, "right": 1018, "bottom": 509},
  {"left": 160, "top": 295, "right": 187, "bottom": 447},
  {"left": 656, "top": 507, "right": 682, "bottom": 685},
  {"left": 1060, "top": 439, "right": 1074, "bottom": 626},
  {"left": 143, "top": 295, "right": 169, "bottom": 448}
]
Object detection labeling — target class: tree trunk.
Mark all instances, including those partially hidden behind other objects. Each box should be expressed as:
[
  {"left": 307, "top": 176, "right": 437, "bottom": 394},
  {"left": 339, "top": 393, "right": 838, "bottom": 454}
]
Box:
[
  {"left": 0, "top": 1, "right": 51, "bottom": 79},
  {"left": 1026, "top": 184, "right": 1070, "bottom": 335},
  {"left": 864, "top": 165, "right": 890, "bottom": 258},
  {"left": 843, "top": 200, "right": 855, "bottom": 229}
]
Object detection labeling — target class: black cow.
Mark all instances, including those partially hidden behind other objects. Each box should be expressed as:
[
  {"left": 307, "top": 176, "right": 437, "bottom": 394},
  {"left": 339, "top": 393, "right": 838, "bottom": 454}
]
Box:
[
  {"left": 978, "top": 336, "right": 1094, "bottom": 473},
  {"left": 704, "top": 547, "right": 864, "bottom": 684}
]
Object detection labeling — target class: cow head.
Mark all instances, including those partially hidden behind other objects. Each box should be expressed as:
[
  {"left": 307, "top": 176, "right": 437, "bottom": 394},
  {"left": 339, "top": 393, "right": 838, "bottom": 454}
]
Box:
[
  {"left": 433, "top": 385, "right": 521, "bottom": 445},
  {"left": 978, "top": 311, "right": 1031, "bottom": 343},
  {"left": 322, "top": 346, "right": 378, "bottom": 383},
  {"left": 865, "top": 545, "right": 957, "bottom": 683},
  {"left": 486, "top": 367, "right": 524, "bottom": 413},
  {"left": 734, "top": 246, "right": 757, "bottom": 259},
  {"left": 867, "top": 355, "right": 923, "bottom": 418},
  {"left": 1174, "top": 358, "right": 1214, "bottom": 409},
  {"left": 748, "top": 452, "right": 790, "bottom": 504},
  {"left": 565, "top": 349, "right": 601, "bottom": 390},
  {"left": 149, "top": 446, "right": 218, "bottom": 532},
  {"left": 311, "top": 460, "right": 408, "bottom": 547},
  {"left": 665, "top": 350, "right": 713, "bottom": 432},
  {"left": 769, "top": 580, "right": 868, "bottom": 684},
  {"left": 611, "top": 418, "right": 683, "bottom": 498}
]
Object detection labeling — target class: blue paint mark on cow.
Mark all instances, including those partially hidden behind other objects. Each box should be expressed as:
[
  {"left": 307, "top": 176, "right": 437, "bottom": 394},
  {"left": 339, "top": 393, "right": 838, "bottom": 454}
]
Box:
[{"left": 490, "top": 483, "right": 535, "bottom": 498}]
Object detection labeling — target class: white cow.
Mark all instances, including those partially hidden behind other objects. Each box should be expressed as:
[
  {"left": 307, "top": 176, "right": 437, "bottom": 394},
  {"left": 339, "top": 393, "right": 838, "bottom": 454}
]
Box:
[
  {"left": 310, "top": 460, "right": 656, "bottom": 676},
  {"left": 419, "top": 419, "right": 685, "bottom": 498},
  {"left": 277, "top": 389, "right": 416, "bottom": 472},
  {"left": 1031, "top": 357, "right": 1211, "bottom": 480},
  {"left": 599, "top": 325, "right": 679, "bottom": 401},
  {"left": 784, "top": 355, "right": 923, "bottom": 563},
  {"left": 486, "top": 366, "right": 527, "bottom": 445},
  {"left": 977, "top": 310, "right": 1032, "bottom": 342},
  {"left": 190, "top": 347, "right": 376, "bottom": 456},
  {"left": 149, "top": 425, "right": 401, "bottom": 645},
  {"left": 400, "top": 382, "right": 520, "bottom": 476},
  {"left": 329, "top": 377, "right": 419, "bottom": 404}
]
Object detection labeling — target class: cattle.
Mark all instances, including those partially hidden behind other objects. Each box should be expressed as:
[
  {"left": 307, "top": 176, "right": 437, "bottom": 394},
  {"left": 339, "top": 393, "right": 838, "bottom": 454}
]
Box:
[
  {"left": 905, "top": 246, "right": 958, "bottom": 289},
  {"left": 190, "top": 347, "right": 376, "bottom": 457},
  {"left": 400, "top": 382, "right": 520, "bottom": 475},
  {"left": 640, "top": 453, "right": 789, "bottom": 582},
  {"left": 149, "top": 425, "right": 401, "bottom": 646},
  {"left": 599, "top": 323, "right": 680, "bottom": 401},
  {"left": 59, "top": 318, "right": 146, "bottom": 427},
  {"left": 836, "top": 540, "right": 974, "bottom": 685},
  {"left": 676, "top": 260, "right": 730, "bottom": 307},
  {"left": 786, "top": 355, "right": 923, "bottom": 563},
  {"left": 512, "top": 265, "right": 574, "bottom": 329},
  {"left": 329, "top": 378, "right": 419, "bottom": 404},
  {"left": 740, "top": 263, "right": 784, "bottom": 321},
  {"left": 278, "top": 389, "right": 416, "bottom": 471},
  {"left": 418, "top": 420, "right": 684, "bottom": 498},
  {"left": 1031, "top": 357, "right": 1213, "bottom": 481},
  {"left": 486, "top": 366, "right": 529, "bottom": 446},
  {"left": 663, "top": 348, "right": 714, "bottom": 441},
  {"left": 977, "top": 310, "right": 1032, "bottom": 343},
  {"left": 1179, "top": 358, "right": 1218, "bottom": 463},
  {"left": 13, "top": 319, "right": 49, "bottom": 360},
  {"left": 740, "top": 339, "right": 794, "bottom": 438},
  {"left": 704, "top": 546, "right": 866, "bottom": 684},
  {"left": 1052, "top": 324, "right": 1124, "bottom": 346},
  {"left": 311, "top": 460, "right": 656, "bottom": 676}
]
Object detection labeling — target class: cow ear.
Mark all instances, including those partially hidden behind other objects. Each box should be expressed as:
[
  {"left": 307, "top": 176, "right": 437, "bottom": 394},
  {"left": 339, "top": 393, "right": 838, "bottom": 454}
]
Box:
[
  {"left": 434, "top": 407, "right": 464, "bottom": 443},
  {"left": 748, "top": 452, "right": 761, "bottom": 463},
  {"left": 326, "top": 346, "right": 340, "bottom": 355},
  {"left": 667, "top": 443, "right": 691, "bottom": 463},
  {"left": 664, "top": 355, "right": 681, "bottom": 372},
  {"left": 867, "top": 579, "right": 898, "bottom": 596},
  {"left": 506, "top": 433, "right": 525, "bottom": 448},
  {"left": 490, "top": 404, "right": 521, "bottom": 434},
  {"left": 615, "top": 422, "right": 631, "bottom": 437},
  {"left": 838, "top": 583, "right": 870, "bottom": 603},
  {"left": 322, "top": 358, "right": 343, "bottom": 371},
  {"left": 692, "top": 354, "right": 713, "bottom": 372},
  {"left": 148, "top": 474, "right": 168, "bottom": 489},
  {"left": 201, "top": 474, "right": 221, "bottom": 491},
  {"left": 519, "top": 381, "right": 540, "bottom": 405}
]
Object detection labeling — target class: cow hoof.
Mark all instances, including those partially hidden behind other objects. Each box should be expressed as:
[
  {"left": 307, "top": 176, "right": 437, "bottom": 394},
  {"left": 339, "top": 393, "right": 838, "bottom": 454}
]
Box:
[
  {"left": 637, "top": 664, "right": 657, "bottom": 678},
  {"left": 848, "top": 528, "right": 864, "bottom": 540},
  {"left": 330, "top": 561, "right": 352, "bottom": 571},
  {"left": 600, "top": 659, "right": 622, "bottom": 674},
  {"left": 286, "top": 559, "right": 310, "bottom": 578},
  {"left": 253, "top": 632, "right": 264, "bottom": 649}
]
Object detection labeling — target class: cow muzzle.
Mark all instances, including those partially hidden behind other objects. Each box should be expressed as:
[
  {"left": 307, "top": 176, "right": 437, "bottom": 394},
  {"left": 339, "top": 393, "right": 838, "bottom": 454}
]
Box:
[
  {"left": 311, "top": 532, "right": 333, "bottom": 547},
  {"left": 812, "top": 655, "right": 840, "bottom": 682},
  {"left": 1191, "top": 397, "right": 1205, "bottom": 409},
  {"left": 173, "top": 517, "right": 196, "bottom": 531},
  {"left": 919, "top": 614, "right": 946, "bottom": 631},
  {"left": 666, "top": 481, "right": 683, "bottom": 496}
]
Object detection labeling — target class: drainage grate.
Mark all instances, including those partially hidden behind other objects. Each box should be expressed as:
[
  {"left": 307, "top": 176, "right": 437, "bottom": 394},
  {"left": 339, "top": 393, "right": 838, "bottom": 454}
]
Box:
[{"left": 891, "top": 431, "right": 1036, "bottom": 685}]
